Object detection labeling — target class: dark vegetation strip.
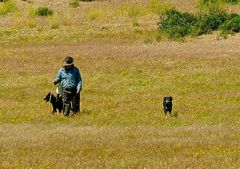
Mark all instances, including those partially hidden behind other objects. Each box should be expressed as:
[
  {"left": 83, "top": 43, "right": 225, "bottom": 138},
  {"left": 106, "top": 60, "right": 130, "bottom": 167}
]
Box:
[
  {"left": 158, "top": 8, "right": 240, "bottom": 39},
  {"left": 202, "top": 0, "right": 238, "bottom": 5}
]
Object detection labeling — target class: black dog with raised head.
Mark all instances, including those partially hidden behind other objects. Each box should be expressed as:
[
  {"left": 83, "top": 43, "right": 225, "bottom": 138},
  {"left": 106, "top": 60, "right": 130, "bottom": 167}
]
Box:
[
  {"left": 44, "top": 93, "right": 63, "bottom": 114},
  {"left": 163, "top": 96, "right": 173, "bottom": 115}
]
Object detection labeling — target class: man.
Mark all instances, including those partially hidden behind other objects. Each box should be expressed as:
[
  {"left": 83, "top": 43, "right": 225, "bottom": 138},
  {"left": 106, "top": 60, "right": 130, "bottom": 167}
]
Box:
[{"left": 54, "top": 56, "right": 82, "bottom": 116}]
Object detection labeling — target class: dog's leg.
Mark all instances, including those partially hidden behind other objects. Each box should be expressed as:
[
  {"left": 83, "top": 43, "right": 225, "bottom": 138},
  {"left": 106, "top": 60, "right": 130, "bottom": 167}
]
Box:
[
  {"left": 59, "top": 105, "right": 63, "bottom": 113},
  {"left": 52, "top": 109, "right": 57, "bottom": 114},
  {"left": 53, "top": 106, "right": 57, "bottom": 114},
  {"left": 164, "top": 109, "right": 167, "bottom": 116},
  {"left": 57, "top": 107, "right": 62, "bottom": 113}
]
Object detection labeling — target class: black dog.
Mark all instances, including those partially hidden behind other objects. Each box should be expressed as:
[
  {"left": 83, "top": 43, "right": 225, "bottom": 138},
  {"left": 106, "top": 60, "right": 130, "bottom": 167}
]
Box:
[
  {"left": 44, "top": 93, "right": 63, "bottom": 114},
  {"left": 163, "top": 96, "right": 173, "bottom": 116}
]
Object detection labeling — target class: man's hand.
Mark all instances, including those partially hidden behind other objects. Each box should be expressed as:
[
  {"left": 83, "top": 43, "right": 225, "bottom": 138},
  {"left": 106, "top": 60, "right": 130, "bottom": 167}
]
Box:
[
  {"left": 76, "top": 89, "right": 81, "bottom": 94},
  {"left": 53, "top": 81, "right": 58, "bottom": 85}
]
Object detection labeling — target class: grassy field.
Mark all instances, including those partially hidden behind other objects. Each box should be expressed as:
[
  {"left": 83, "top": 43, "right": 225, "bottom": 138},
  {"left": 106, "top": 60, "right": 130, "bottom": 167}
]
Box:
[{"left": 1, "top": 0, "right": 240, "bottom": 168}]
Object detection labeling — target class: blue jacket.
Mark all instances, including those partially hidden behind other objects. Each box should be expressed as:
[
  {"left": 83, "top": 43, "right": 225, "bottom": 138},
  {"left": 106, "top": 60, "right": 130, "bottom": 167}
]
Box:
[{"left": 55, "top": 66, "right": 82, "bottom": 90}]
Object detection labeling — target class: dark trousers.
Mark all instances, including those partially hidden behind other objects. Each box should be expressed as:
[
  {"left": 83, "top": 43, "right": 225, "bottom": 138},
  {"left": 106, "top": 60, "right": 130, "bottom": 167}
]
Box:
[{"left": 62, "top": 88, "right": 80, "bottom": 116}]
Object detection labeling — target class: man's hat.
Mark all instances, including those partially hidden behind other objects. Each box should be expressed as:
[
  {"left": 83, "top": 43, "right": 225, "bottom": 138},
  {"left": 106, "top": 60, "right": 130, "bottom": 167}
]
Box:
[{"left": 64, "top": 56, "right": 74, "bottom": 66}]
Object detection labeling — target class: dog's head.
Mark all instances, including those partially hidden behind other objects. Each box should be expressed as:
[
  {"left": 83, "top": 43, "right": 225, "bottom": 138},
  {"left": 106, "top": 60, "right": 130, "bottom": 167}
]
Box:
[
  {"left": 44, "top": 93, "right": 51, "bottom": 102},
  {"left": 164, "top": 96, "right": 173, "bottom": 104}
]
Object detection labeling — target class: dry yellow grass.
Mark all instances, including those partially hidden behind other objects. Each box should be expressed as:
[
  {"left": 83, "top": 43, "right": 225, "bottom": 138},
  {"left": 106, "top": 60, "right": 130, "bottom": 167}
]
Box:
[
  {"left": 1, "top": 124, "right": 240, "bottom": 168},
  {"left": 1, "top": 34, "right": 240, "bottom": 167},
  {"left": 1, "top": 0, "right": 240, "bottom": 168}
]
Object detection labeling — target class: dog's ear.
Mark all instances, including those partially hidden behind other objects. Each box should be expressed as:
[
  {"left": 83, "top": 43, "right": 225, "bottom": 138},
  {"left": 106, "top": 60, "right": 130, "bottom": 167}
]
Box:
[
  {"left": 44, "top": 93, "right": 51, "bottom": 102},
  {"left": 44, "top": 95, "right": 47, "bottom": 101},
  {"left": 170, "top": 97, "right": 173, "bottom": 100},
  {"left": 44, "top": 97, "right": 49, "bottom": 102}
]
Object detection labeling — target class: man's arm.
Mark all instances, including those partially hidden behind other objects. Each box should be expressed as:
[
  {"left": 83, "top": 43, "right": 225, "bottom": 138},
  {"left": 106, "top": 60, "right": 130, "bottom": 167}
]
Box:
[
  {"left": 76, "top": 69, "right": 82, "bottom": 93},
  {"left": 54, "top": 68, "right": 62, "bottom": 85}
]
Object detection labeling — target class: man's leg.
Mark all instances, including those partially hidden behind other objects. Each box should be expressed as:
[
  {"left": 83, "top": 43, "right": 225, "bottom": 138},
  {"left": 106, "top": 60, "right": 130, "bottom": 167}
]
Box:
[
  {"left": 62, "top": 90, "right": 72, "bottom": 116},
  {"left": 72, "top": 93, "right": 80, "bottom": 114}
]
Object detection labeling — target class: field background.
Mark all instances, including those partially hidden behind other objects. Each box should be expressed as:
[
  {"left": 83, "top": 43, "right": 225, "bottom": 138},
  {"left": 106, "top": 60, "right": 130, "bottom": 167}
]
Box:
[{"left": 1, "top": 0, "right": 240, "bottom": 168}]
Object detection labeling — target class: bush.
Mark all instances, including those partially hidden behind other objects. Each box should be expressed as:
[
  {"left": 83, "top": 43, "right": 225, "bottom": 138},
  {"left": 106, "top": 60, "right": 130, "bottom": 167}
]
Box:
[
  {"left": 220, "top": 13, "right": 240, "bottom": 34},
  {"left": 227, "top": 0, "right": 238, "bottom": 4},
  {"left": 194, "top": 9, "right": 228, "bottom": 35},
  {"left": 158, "top": 8, "right": 240, "bottom": 39},
  {"left": 202, "top": 0, "right": 238, "bottom": 5},
  {"left": 35, "top": 7, "right": 53, "bottom": 17},
  {"left": 158, "top": 9, "right": 197, "bottom": 38},
  {"left": 79, "top": 0, "right": 93, "bottom": 1}
]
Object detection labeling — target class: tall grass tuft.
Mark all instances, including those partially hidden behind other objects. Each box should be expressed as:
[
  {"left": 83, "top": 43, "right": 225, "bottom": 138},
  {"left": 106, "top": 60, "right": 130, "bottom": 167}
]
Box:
[
  {"left": 116, "top": 4, "right": 148, "bottom": 18},
  {"left": 0, "top": 0, "right": 16, "bottom": 15},
  {"left": 132, "top": 19, "right": 140, "bottom": 27},
  {"left": 49, "top": 16, "right": 60, "bottom": 29},
  {"left": 85, "top": 10, "right": 101, "bottom": 20},
  {"left": 148, "top": 0, "right": 172, "bottom": 14},
  {"left": 128, "top": 5, "right": 144, "bottom": 17},
  {"left": 35, "top": 7, "right": 53, "bottom": 17},
  {"left": 28, "top": 19, "right": 37, "bottom": 28},
  {"left": 69, "top": 0, "right": 79, "bottom": 8}
]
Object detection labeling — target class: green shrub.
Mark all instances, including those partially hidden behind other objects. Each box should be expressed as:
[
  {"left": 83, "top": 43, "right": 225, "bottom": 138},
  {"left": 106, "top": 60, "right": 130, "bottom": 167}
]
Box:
[
  {"left": 132, "top": 19, "right": 140, "bottom": 27},
  {"left": 194, "top": 9, "right": 228, "bottom": 35},
  {"left": 158, "top": 8, "right": 240, "bottom": 39},
  {"left": 69, "top": 0, "right": 79, "bottom": 8},
  {"left": 158, "top": 9, "right": 197, "bottom": 39},
  {"left": 220, "top": 13, "right": 240, "bottom": 34},
  {"left": 227, "top": 0, "right": 238, "bottom": 4},
  {"left": 202, "top": 0, "right": 217, "bottom": 4},
  {"left": 202, "top": 0, "right": 238, "bottom": 5},
  {"left": 35, "top": 7, "right": 53, "bottom": 17}
]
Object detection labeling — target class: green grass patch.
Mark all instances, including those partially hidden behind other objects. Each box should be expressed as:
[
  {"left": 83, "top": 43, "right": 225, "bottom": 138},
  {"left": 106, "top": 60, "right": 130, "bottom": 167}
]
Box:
[
  {"left": 116, "top": 4, "right": 148, "bottom": 18},
  {"left": 148, "top": 0, "right": 172, "bottom": 14},
  {"left": 35, "top": 7, "right": 53, "bottom": 17},
  {"left": 69, "top": 0, "right": 79, "bottom": 8},
  {"left": 0, "top": 0, "right": 16, "bottom": 16}
]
